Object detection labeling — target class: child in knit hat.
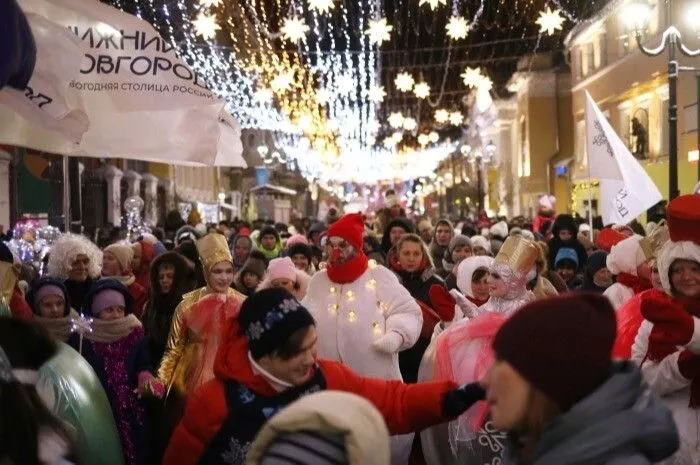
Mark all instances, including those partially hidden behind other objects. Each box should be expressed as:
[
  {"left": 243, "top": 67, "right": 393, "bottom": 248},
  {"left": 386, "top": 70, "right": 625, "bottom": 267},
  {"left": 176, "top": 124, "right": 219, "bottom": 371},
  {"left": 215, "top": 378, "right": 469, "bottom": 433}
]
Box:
[
  {"left": 26, "top": 277, "right": 78, "bottom": 341},
  {"left": 68, "top": 279, "right": 164, "bottom": 465},
  {"left": 257, "top": 257, "right": 311, "bottom": 301}
]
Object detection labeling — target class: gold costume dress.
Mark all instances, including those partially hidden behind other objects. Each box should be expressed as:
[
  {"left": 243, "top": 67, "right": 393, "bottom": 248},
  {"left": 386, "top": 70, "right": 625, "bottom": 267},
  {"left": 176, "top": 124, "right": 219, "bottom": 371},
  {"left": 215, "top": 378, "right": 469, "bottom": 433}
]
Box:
[{"left": 158, "top": 234, "right": 246, "bottom": 399}]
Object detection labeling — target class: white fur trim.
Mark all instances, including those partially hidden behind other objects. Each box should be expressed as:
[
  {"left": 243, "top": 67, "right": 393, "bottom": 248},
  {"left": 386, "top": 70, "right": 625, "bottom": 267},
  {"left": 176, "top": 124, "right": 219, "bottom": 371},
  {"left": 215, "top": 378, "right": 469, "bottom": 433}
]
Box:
[
  {"left": 455, "top": 256, "right": 494, "bottom": 297},
  {"left": 490, "top": 221, "right": 508, "bottom": 239},
  {"left": 606, "top": 235, "right": 645, "bottom": 275},
  {"left": 686, "top": 317, "right": 700, "bottom": 355},
  {"left": 47, "top": 233, "right": 102, "bottom": 279},
  {"left": 470, "top": 235, "right": 491, "bottom": 253},
  {"left": 657, "top": 240, "right": 700, "bottom": 296}
]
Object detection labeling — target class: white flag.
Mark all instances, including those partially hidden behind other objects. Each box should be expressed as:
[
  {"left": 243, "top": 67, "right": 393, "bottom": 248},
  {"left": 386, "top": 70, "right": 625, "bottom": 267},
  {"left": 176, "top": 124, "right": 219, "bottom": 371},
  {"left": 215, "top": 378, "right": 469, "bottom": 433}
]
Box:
[
  {"left": 0, "top": 0, "right": 245, "bottom": 167},
  {"left": 585, "top": 91, "right": 661, "bottom": 225}
]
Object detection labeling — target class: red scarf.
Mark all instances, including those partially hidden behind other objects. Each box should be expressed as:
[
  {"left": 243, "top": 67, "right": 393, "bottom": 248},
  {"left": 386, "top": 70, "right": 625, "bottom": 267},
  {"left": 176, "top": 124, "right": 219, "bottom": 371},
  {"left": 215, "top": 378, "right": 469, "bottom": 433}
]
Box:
[
  {"left": 326, "top": 252, "right": 369, "bottom": 284},
  {"left": 616, "top": 272, "right": 652, "bottom": 295}
]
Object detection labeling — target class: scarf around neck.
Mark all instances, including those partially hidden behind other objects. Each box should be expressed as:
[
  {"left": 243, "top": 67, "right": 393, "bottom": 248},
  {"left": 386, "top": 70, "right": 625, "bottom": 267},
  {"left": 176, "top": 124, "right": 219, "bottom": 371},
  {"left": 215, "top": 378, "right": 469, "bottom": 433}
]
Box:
[
  {"left": 104, "top": 274, "right": 136, "bottom": 287},
  {"left": 34, "top": 309, "right": 79, "bottom": 342},
  {"left": 326, "top": 252, "right": 369, "bottom": 284},
  {"left": 86, "top": 314, "right": 142, "bottom": 343}
]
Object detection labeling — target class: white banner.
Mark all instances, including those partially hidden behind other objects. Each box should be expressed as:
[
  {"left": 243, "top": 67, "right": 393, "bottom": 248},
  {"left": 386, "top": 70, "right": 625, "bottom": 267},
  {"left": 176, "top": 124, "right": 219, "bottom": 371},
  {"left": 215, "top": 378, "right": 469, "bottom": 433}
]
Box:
[
  {"left": 0, "top": 0, "right": 245, "bottom": 167},
  {"left": 585, "top": 91, "right": 662, "bottom": 225}
]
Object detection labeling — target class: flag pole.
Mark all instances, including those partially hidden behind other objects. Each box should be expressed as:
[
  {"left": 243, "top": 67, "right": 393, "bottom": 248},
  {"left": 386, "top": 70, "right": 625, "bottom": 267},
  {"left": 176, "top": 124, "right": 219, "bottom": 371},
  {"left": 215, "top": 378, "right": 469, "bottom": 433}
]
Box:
[
  {"left": 62, "top": 155, "right": 70, "bottom": 233},
  {"left": 587, "top": 155, "right": 594, "bottom": 232}
]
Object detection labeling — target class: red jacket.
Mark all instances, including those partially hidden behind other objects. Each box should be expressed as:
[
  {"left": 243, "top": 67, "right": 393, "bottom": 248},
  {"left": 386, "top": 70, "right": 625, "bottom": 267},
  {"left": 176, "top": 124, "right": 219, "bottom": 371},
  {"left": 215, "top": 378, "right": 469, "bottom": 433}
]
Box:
[
  {"left": 163, "top": 319, "right": 457, "bottom": 465},
  {"left": 613, "top": 288, "right": 668, "bottom": 359},
  {"left": 128, "top": 281, "right": 147, "bottom": 319}
]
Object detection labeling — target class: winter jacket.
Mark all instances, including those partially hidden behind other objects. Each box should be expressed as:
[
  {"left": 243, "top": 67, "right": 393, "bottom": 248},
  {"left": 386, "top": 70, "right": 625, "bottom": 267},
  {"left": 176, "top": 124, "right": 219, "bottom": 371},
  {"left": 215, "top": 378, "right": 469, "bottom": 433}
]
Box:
[
  {"left": 503, "top": 362, "right": 678, "bottom": 465},
  {"left": 380, "top": 218, "right": 415, "bottom": 255},
  {"left": 162, "top": 321, "right": 457, "bottom": 465},
  {"left": 632, "top": 302, "right": 700, "bottom": 464},
  {"left": 247, "top": 391, "right": 390, "bottom": 465}
]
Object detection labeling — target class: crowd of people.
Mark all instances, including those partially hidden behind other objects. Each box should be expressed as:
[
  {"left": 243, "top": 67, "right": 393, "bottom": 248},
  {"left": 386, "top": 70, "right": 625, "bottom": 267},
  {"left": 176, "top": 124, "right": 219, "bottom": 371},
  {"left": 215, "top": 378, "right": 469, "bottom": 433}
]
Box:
[{"left": 0, "top": 189, "right": 698, "bottom": 465}]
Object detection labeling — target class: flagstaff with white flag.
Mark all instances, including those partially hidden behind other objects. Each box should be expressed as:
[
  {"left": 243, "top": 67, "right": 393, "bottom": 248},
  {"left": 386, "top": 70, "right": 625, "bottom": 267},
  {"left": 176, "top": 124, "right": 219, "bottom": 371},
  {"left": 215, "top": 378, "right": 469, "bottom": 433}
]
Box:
[{"left": 584, "top": 91, "right": 662, "bottom": 226}]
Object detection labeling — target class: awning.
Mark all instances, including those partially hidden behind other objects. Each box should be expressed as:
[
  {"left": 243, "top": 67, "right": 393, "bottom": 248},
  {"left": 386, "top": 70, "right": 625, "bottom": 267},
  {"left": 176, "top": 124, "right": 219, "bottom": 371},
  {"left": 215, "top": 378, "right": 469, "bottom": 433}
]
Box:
[{"left": 250, "top": 184, "right": 297, "bottom": 196}]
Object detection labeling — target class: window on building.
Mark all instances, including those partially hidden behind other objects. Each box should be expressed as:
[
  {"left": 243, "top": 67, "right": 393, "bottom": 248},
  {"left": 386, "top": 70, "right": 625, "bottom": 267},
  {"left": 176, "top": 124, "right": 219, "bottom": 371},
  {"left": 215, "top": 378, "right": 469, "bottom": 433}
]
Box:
[
  {"left": 593, "top": 32, "right": 607, "bottom": 70},
  {"left": 576, "top": 119, "right": 586, "bottom": 168}
]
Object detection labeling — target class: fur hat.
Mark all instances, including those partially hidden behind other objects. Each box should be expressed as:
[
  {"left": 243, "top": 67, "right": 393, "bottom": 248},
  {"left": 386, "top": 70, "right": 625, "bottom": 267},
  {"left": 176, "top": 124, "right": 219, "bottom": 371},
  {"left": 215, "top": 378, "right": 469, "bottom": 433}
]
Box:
[
  {"left": 470, "top": 235, "right": 491, "bottom": 253},
  {"left": 103, "top": 244, "right": 134, "bottom": 273},
  {"left": 606, "top": 235, "right": 645, "bottom": 275},
  {"left": 493, "top": 293, "right": 616, "bottom": 412},
  {"left": 489, "top": 221, "right": 508, "bottom": 240}
]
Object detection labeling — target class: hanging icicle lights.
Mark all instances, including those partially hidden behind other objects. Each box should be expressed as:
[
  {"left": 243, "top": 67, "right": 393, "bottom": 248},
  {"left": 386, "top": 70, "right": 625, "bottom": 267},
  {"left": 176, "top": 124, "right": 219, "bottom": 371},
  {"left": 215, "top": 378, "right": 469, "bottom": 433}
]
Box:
[{"left": 106, "top": 0, "right": 608, "bottom": 183}]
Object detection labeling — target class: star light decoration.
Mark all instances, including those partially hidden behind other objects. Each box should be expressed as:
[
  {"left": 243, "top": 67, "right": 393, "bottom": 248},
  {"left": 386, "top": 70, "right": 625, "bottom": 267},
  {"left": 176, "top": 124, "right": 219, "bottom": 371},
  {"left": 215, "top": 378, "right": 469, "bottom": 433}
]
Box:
[
  {"left": 192, "top": 13, "right": 220, "bottom": 40},
  {"left": 337, "top": 74, "right": 355, "bottom": 94},
  {"left": 403, "top": 117, "right": 417, "bottom": 131},
  {"left": 388, "top": 112, "right": 405, "bottom": 129},
  {"left": 461, "top": 67, "right": 484, "bottom": 88},
  {"left": 365, "top": 18, "right": 393, "bottom": 46},
  {"left": 281, "top": 17, "right": 310, "bottom": 43},
  {"left": 536, "top": 7, "right": 565, "bottom": 36},
  {"left": 316, "top": 88, "right": 331, "bottom": 104},
  {"left": 446, "top": 16, "right": 470, "bottom": 40},
  {"left": 449, "top": 111, "right": 464, "bottom": 126},
  {"left": 419, "top": 0, "right": 446, "bottom": 10},
  {"left": 394, "top": 72, "right": 415, "bottom": 92},
  {"left": 418, "top": 134, "right": 430, "bottom": 146},
  {"left": 253, "top": 88, "right": 273, "bottom": 104},
  {"left": 308, "top": 0, "right": 334, "bottom": 14},
  {"left": 366, "top": 85, "right": 387, "bottom": 103},
  {"left": 71, "top": 313, "right": 94, "bottom": 354},
  {"left": 435, "top": 109, "right": 450, "bottom": 123},
  {"left": 413, "top": 82, "right": 431, "bottom": 99},
  {"left": 271, "top": 71, "right": 295, "bottom": 92}
]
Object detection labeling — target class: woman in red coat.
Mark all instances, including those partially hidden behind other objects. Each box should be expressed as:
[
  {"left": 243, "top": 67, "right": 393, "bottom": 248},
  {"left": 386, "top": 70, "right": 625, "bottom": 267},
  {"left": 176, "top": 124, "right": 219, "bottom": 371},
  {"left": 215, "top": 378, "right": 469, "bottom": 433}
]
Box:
[{"left": 163, "top": 288, "right": 485, "bottom": 465}]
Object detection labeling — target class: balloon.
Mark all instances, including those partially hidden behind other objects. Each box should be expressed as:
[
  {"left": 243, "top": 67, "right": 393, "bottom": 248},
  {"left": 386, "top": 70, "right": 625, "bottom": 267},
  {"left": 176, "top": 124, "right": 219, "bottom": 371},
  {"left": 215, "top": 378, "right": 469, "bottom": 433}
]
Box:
[
  {"left": 123, "top": 196, "right": 144, "bottom": 214},
  {"left": 37, "top": 343, "right": 125, "bottom": 465}
]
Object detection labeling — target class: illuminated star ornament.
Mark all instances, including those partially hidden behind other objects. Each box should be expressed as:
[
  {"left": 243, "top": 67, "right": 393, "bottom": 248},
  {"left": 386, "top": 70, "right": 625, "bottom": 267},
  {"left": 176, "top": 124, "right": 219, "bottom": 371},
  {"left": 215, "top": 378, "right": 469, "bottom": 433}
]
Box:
[
  {"left": 403, "top": 117, "right": 417, "bottom": 131},
  {"left": 388, "top": 112, "right": 404, "bottom": 128},
  {"left": 365, "top": 18, "right": 393, "bottom": 46},
  {"left": 449, "top": 111, "right": 464, "bottom": 126},
  {"left": 536, "top": 7, "right": 565, "bottom": 36},
  {"left": 367, "top": 85, "right": 387, "bottom": 103},
  {"left": 446, "top": 16, "right": 470, "bottom": 40},
  {"left": 434, "top": 109, "right": 450, "bottom": 123},
  {"left": 71, "top": 313, "right": 94, "bottom": 354},
  {"left": 394, "top": 72, "right": 415, "bottom": 92},
  {"left": 192, "top": 13, "right": 221, "bottom": 40},
  {"left": 414, "top": 82, "right": 430, "bottom": 99},
  {"left": 271, "top": 71, "right": 295, "bottom": 92},
  {"left": 308, "top": 0, "right": 334, "bottom": 14},
  {"left": 199, "top": 0, "right": 222, "bottom": 7},
  {"left": 281, "top": 17, "right": 310, "bottom": 43},
  {"left": 419, "top": 0, "right": 446, "bottom": 10},
  {"left": 253, "top": 88, "right": 273, "bottom": 103},
  {"left": 316, "top": 88, "right": 331, "bottom": 104},
  {"left": 461, "top": 66, "right": 484, "bottom": 88}
]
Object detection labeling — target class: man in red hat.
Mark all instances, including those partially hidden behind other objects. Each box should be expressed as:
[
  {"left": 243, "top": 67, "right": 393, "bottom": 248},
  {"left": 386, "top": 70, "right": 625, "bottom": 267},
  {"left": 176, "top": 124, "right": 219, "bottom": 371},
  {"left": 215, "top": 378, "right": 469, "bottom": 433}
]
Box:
[{"left": 301, "top": 212, "right": 422, "bottom": 465}]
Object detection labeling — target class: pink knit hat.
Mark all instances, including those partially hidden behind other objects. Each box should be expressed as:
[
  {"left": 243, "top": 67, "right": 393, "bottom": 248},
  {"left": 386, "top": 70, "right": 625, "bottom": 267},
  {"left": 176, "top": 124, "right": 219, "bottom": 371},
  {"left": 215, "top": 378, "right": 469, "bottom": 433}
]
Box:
[
  {"left": 265, "top": 257, "right": 297, "bottom": 282},
  {"left": 285, "top": 234, "right": 309, "bottom": 248}
]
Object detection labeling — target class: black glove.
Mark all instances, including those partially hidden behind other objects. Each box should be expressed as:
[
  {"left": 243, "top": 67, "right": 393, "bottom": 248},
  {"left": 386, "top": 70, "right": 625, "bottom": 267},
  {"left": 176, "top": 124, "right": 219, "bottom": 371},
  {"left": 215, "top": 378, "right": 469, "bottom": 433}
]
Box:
[{"left": 442, "top": 382, "right": 486, "bottom": 418}]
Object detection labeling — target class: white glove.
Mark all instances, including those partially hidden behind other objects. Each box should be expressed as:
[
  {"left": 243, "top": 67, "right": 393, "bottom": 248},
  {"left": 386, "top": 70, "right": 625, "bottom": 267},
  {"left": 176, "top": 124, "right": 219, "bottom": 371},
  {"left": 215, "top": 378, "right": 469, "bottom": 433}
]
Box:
[
  {"left": 372, "top": 331, "right": 404, "bottom": 354},
  {"left": 449, "top": 289, "right": 478, "bottom": 319}
]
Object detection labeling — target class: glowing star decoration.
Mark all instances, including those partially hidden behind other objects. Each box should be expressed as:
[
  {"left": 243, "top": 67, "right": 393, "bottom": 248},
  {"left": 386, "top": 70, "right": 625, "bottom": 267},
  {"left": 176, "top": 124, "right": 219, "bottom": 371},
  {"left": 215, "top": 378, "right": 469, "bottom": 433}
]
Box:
[
  {"left": 403, "top": 117, "right": 417, "bottom": 131},
  {"left": 446, "top": 16, "right": 470, "bottom": 40},
  {"left": 388, "top": 112, "right": 404, "bottom": 129},
  {"left": 434, "top": 109, "right": 450, "bottom": 123},
  {"left": 367, "top": 85, "right": 386, "bottom": 103},
  {"left": 428, "top": 131, "right": 439, "bottom": 142},
  {"left": 280, "top": 17, "right": 310, "bottom": 43},
  {"left": 413, "top": 82, "right": 430, "bottom": 99},
  {"left": 199, "top": 0, "right": 222, "bottom": 7},
  {"left": 477, "top": 76, "right": 493, "bottom": 91},
  {"left": 536, "top": 7, "right": 565, "bottom": 36},
  {"left": 271, "top": 71, "right": 294, "bottom": 92},
  {"left": 419, "top": 0, "right": 446, "bottom": 10},
  {"left": 391, "top": 132, "right": 403, "bottom": 143},
  {"left": 418, "top": 134, "right": 430, "bottom": 146},
  {"left": 192, "top": 13, "right": 220, "bottom": 40},
  {"left": 394, "top": 72, "right": 415, "bottom": 92},
  {"left": 253, "top": 88, "right": 273, "bottom": 104},
  {"left": 308, "top": 0, "right": 334, "bottom": 14},
  {"left": 449, "top": 111, "right": 464, "bottom": 126},
  {"left": 461, "top": 67, "right": 484, "bottom": 88},
  {"left": 367, "top": 119, "right": 381, "bottom": 133},
  {"left": 70, "top": 313, "right": 94, "bottom": 354},
  {"left": 337, "top": 74, "right": 355, "bottom": 94},
  {"left": 383, "top": 137, "right": 396, "bottom": 149},
  {"left": 316, "top": 88, "right": 331, "bottom": 104},
  {"left": 365, "top": 18, "right": 393, "bottom": 46}
]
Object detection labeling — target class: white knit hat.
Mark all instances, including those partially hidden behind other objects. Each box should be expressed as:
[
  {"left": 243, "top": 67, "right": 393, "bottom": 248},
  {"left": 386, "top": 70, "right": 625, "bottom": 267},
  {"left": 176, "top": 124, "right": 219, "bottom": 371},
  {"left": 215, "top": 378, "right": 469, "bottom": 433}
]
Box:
[
  {"left": 470, "top": 235, "right": 491, "bottom": 253},
  {"left": 606, "top": 235, "right": 645, "bottom": 275},
  {"left": 103, "top": 244, "right": 134, "bottom": 273}
]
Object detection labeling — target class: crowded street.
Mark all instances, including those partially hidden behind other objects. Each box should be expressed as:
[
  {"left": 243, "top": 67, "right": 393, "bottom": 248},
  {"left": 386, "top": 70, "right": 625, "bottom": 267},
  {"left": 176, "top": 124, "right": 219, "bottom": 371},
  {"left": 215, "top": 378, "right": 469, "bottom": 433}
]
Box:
[{"left": 1, "top": 0, "right": 700, "bottom": 464}]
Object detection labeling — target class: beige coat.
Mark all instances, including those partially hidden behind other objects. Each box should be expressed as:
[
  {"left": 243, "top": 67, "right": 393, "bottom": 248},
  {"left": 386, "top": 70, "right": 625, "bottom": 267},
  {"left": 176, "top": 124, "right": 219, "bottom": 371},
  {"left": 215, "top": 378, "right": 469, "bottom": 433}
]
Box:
[{"left": 246, "top": 391, "right": 390, "bottom": 465}]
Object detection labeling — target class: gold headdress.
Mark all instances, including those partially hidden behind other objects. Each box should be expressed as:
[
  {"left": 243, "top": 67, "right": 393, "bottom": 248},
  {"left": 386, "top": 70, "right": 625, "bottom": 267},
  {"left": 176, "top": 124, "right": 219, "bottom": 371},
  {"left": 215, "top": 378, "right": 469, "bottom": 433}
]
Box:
[
  {"left": 196, "top": 233, "right": 233, "bottom": 274},
  {"left": 639, "top": 221, "right": 670, "bottom": 264},
  {"left": 494, "top": 236, "right": 540, "bottom": 274}
]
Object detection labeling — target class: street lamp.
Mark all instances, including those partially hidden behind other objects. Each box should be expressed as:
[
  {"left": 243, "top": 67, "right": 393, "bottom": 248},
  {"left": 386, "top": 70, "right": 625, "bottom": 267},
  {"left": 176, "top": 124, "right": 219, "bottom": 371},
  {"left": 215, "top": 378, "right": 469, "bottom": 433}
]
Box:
[
  {"left": 463, "top": 140, "right": 497, "bottom": 212},
  {"left": 624, "top": 0, "right": 700, "bottom": 199}
]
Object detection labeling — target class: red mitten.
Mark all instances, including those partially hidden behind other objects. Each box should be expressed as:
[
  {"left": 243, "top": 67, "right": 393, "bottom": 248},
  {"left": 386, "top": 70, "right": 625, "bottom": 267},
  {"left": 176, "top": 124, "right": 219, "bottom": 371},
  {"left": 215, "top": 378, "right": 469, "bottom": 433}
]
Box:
[
  {"left": 417, "top": 299, "right": 440, "bottom": 340},
  {"left": 641, "top": 295, "right": 694, "bottom": 349},
  {"left": 428, "top": 284, "right": 456, "bottom": 322}
]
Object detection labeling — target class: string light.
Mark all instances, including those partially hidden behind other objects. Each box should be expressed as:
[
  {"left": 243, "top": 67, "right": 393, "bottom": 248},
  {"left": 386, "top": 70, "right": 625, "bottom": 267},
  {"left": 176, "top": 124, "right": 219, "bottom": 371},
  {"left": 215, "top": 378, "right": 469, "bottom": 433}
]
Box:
[
  {"left": 253, "top": 88, "right": 273, "bottom": 104},
  {"left": 413, "top": 82, "right": 431, "bottom": 99},
  {"left": 372, "top": 321, "right": 383, "bottom": 336},
  {"left": 328, "top": 303, "right": 339, "bottom": 315},
  {"left": 345, "top": 290, "right": 355, "bottom": 301},
  {"left": 366, "top": 278, "right": 377, "bottom": 289},
  {"left": 347, "top": 311, "right": 358, "bottom": 323}
]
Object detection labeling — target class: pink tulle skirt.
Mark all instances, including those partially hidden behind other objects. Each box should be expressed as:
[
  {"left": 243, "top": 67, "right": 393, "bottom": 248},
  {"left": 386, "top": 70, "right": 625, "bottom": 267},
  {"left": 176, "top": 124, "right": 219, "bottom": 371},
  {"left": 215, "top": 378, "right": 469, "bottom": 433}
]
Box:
[
  {"left": 184, "top": 293, "right": 241, "bottom": 394},
  {"left": 434, "top": 312, "right": 508, "bottom": 444}
]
